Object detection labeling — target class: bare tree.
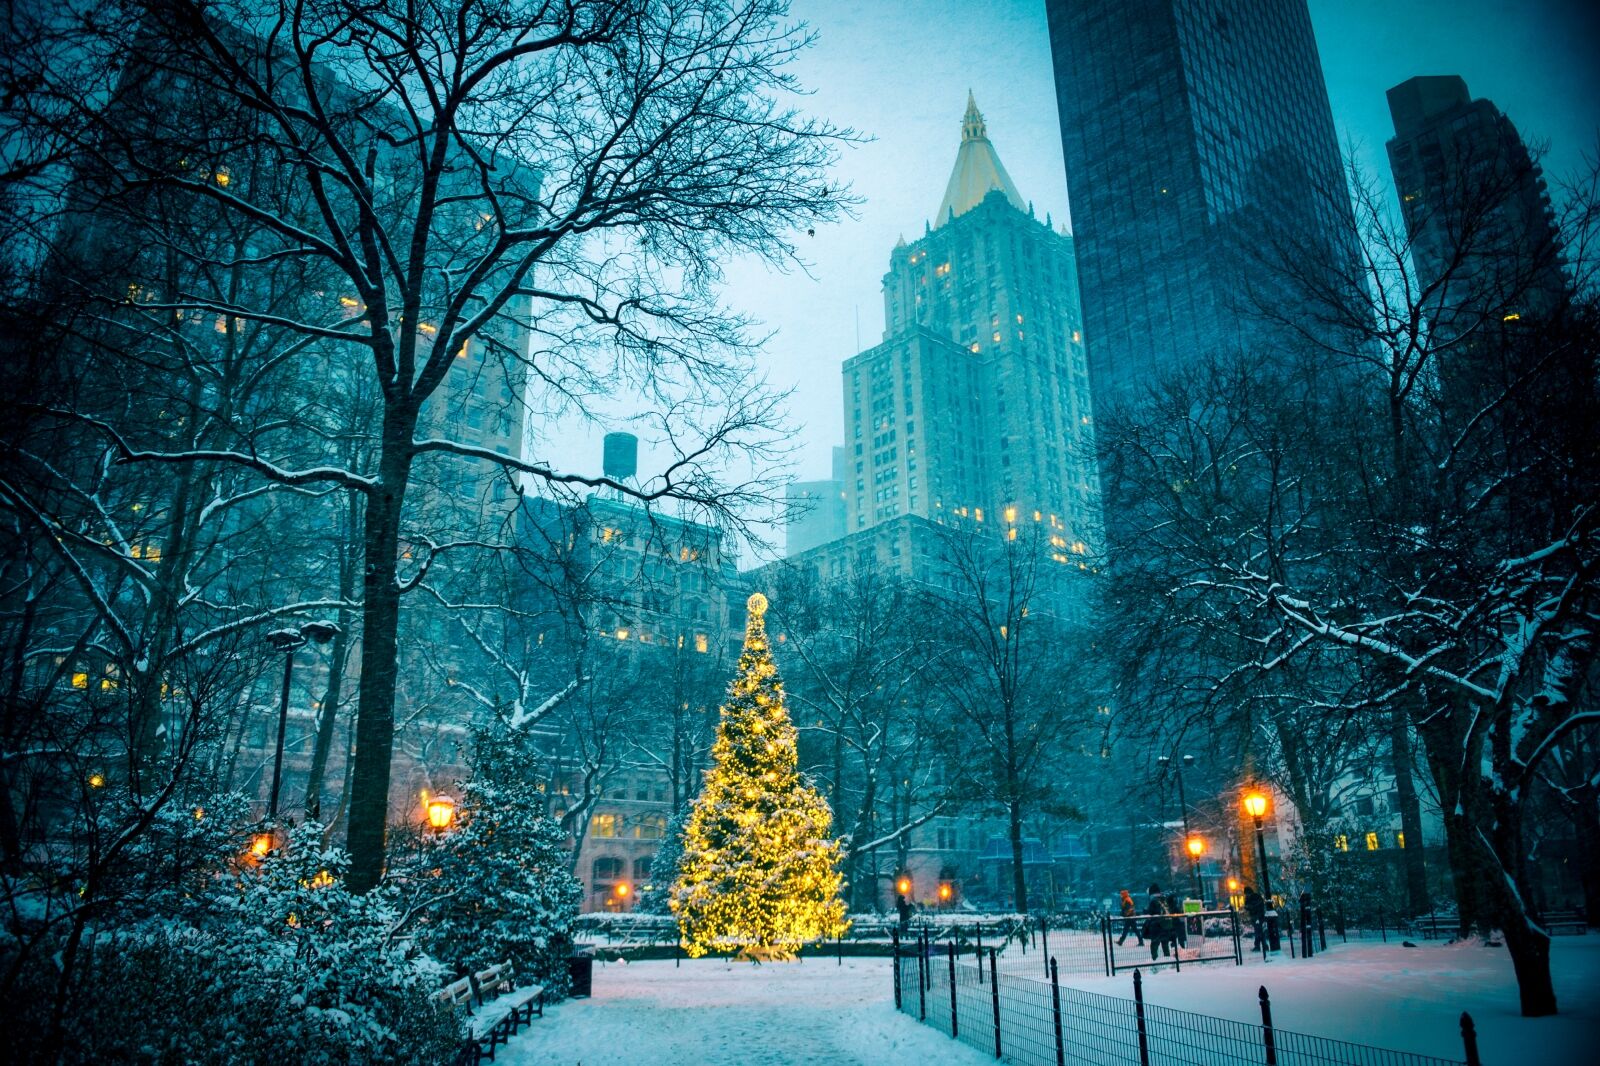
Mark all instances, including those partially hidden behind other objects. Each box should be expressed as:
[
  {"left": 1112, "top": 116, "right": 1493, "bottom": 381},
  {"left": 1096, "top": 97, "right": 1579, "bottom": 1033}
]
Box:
[{"left": 11, "top": 0, "right": 852, "bottom": 889}]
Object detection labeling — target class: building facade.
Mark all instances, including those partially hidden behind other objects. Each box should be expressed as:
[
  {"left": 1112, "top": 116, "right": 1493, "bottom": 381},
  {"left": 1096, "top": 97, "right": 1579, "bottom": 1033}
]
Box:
[
  {"left": 842, "top": 95, "right": 1101, "bottom": 570},
  {"left": 1385, "top": 75, "right": 1569, "bottom": 425},
  {"left": 1044, "top": 0, "right": 1354, "bottom": 407}
]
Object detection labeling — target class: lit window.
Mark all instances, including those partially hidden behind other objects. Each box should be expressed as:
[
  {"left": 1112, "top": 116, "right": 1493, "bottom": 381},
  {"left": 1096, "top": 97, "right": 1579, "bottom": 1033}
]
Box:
[
  {"left": 694, "top": 634, "right": 709, "bottom": 654},
  {"left": 1396, "top": 832, "right": 1406, "bottom": 849},
  {"left": 1335, "top": 835, "right": 1349, "bottom": 852},
  {"left": 1365, "top": 832, "right": 1380, "bottom": 852},
  {"left": 214, "top": 167, "right": 230, "bottom": 187},
  {"left": 591, "top": 814, "right": 618, "bottom": 838},
  {"left": 71, "top": 672, "right": 89, "bottom": 690},
  {"left": 1004, "top": 507, "right": 1016, "bottom": 523},
  {"left": 934, "top": 262, "right": 951, "bottom": 277},
  {"left": 338, "top": 296, "right": 360, "bottom": 308},
  {"left": 615, "top": 628, "right": 629, "bottom": 641}
]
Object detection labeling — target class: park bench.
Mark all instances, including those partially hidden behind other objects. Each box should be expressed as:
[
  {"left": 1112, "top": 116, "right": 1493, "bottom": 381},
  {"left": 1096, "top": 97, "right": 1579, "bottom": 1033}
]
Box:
[
  {"left": 436, "top": 959, "right": 545, "bottom": 1065},
  {"left": 1545, "top": 910, "right": 1589, "bottom": 936}
]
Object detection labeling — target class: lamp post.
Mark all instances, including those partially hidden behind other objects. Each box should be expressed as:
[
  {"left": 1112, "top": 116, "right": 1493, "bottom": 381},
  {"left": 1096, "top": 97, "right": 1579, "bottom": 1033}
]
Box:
[
  {"left": 265, "top": 621, "right": 340, "bottom": 819},
  {"left": 1158, "top": 753, "right": 1196, "bottom": 896},
  {"left": 426, "top": 794, "right": 456, "bottom": 831},
  {"left": 1243, "top": 791, "right": 1272, "bottom": 899},
  {"left": 1185, "top": 834, "right": 1205, "bottom": 902}
]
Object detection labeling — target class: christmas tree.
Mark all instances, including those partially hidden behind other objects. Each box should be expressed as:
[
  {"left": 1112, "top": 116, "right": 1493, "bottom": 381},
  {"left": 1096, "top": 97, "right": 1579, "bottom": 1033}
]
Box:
[{"left": 671, "top": 593, "right": 848, "bottom": 959}]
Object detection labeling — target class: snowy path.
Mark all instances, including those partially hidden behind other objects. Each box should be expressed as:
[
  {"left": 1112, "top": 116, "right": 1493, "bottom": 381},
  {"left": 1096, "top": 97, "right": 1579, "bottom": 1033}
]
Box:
[{"left": 496, "top": 956, "right": 992, "bottom": 1066}]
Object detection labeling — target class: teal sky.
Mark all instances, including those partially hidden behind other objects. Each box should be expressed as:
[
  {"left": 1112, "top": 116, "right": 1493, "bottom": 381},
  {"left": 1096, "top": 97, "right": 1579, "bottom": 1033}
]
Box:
[{"left": 542, "top": 1, "right": 1599, "bottom": 555}]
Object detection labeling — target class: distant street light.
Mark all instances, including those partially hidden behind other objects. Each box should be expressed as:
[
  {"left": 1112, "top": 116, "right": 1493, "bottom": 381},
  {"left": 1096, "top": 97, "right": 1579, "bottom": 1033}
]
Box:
[
  {"left": 265, "top": 621, "right": 340, "bottom": 819},
  {"left": 1158, "top": 753, "right": 1198, "bottom": 897},
  {"left": 1243, "top": 791, "right": 1272, "bottom": 899}
]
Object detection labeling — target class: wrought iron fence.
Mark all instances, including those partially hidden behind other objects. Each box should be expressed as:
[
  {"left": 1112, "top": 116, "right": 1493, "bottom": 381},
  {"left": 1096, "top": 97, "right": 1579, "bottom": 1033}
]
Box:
[{"left": 893, "top": 937, "right": 1479, "bottom": 1066}]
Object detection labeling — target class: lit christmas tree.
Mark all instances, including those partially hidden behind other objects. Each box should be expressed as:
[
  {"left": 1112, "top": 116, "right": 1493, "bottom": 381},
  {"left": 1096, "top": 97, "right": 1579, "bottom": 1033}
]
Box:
[{"left": 671, "top": 593, "right": 848, "bottom": 960}]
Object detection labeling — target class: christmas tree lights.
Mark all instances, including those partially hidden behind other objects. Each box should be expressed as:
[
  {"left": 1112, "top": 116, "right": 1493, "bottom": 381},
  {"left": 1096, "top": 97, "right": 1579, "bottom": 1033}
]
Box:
[{"left": 671, "top": 593, "right": 848, "bottom": 960}]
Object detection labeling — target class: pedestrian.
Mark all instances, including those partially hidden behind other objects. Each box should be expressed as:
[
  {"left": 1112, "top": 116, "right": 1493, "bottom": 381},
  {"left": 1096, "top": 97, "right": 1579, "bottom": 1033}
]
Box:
[
  {"left": 1145, "top": 882, "right": 1172, "bottom": 960},
  {"left": 1244, "top": 885, "right": 1267, "bottom": 953},
  {"left": 1116, "top": 889, "right": 1144, "bottom": 946},
  {"left": 1167, "top": 891, "right": 1188, "bottom": 950}
]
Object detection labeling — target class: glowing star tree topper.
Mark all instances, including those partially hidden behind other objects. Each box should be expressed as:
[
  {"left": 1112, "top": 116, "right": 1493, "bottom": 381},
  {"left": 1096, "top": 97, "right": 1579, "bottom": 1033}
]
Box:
[{"left": 670, "top": 593, "right": 849, "bottom": 960}]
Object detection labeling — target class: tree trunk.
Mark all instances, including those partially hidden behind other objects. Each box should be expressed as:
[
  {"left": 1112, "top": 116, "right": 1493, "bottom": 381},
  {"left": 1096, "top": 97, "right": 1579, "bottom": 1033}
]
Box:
[
  {"left": 302, "top": 606, "right": 352, "bottom": 821},
  {"left": 1390, "top": 705, "right": 1430, "bottom": 916},
  {"left": 344, "top": 433, "right": 412, "bottom": 893},
  {"left": 1501, "top": 917, "right": 1558, "bottom": 1016},
  {"left": 1007, "top": 797, "right": 1028, "bottom": 914}
]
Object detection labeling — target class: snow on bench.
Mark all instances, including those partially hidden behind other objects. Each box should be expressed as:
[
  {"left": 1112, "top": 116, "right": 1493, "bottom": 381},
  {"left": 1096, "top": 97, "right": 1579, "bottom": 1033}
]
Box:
[{"left": 435, "top": 959, "right": 544, "bottom": 1065}]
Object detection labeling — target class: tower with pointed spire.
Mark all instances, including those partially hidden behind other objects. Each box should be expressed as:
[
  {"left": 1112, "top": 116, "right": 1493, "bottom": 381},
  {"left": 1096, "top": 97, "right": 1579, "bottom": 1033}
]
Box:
[{"left": 839, "top": 96, "right": 1100, "bottom": 570}]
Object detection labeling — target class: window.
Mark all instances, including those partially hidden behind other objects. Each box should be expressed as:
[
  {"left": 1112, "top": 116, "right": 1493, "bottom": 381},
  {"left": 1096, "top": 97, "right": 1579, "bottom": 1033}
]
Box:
[
  {"left": 591, "top": 813, "right": 618, "bottom": 838},
  {"left": 633, "top": 857, "right": 652, "bottom": 881},
  {"left": 1334, "top": 834, "right": 1349, "bottom": 852},
  {"left": 694, "top": 633, "right": 709, "bottom": 654},
  {"left": 1396, "top": 832, "right": 1406, "bottom": 849},
  {"left": 593, "top": 856, "right": 624, "bottom": 881},
  {"left": 1364, "top": 832, "right": 1380, "bottom": 852},
  {"left": 636, "top": 815, "right": 667, "bottom": 840}
]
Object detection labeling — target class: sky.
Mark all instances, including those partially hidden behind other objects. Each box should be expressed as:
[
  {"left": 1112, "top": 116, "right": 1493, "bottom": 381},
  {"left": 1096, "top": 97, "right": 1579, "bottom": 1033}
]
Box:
[{"left": 541, "top": 0, "right": 1600, "bottom": 561}]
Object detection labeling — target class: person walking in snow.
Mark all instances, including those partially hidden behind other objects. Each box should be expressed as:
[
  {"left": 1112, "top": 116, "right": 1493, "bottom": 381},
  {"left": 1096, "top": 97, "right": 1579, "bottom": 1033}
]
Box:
[
  {"left": 1116, "top": 889, "right": 1144, "bottom": 946},
  {"left": 1244, "top": 885, "right": 1267, "bottom": 952},
  {"left": 1167, "top": 891, "right": 1188, "bottom": 950},
  {"left": 1145, "top": 883, "right": 1173, "bottom": 960}
]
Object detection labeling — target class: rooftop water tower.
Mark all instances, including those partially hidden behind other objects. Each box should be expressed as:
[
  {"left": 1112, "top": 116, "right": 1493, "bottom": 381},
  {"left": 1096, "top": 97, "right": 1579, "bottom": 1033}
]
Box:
[{"left": 602, "top": 432, "right": 638, "bottom": 485}]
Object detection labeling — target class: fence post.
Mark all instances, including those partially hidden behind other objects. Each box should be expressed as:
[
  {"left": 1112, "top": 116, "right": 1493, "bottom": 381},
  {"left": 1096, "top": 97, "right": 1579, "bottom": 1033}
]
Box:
[
  {"left": 1259, "top": 985, "right": 1277, "bottom": 1066},
  {"left": 1041, "top": 916, "right": 1051, "bottom": 978},
  {"left": 675, "top": 939, "right": 681, "bottom": 969},
  {"left": 918, "top": 934, "right": 927, "bottom": 1021},
  {"left": 837, "top": 931, "right": 843, "bottom": 966},
  {"left": 1102, "top": 914, "right": 1115, "bottom": 976},
  {"left": 1133, "top": 969, "right": 1150, "bottom": 1066},
  {"left": 976, "top": 926, "right": 985, "bottom": 984},
  {"left": 946, "top": 940, "right": 959, "bottom": 1038},
  {"left": 990, "top": 947, "right": 1002, "bottom": 1059},
  {"left": 1050, "top": 957, "right": 1065, "bottom": 1066},
  {"left": 892, "top": 930, "right": 902, "bottom": 1010},
  {"left": 1460, "top": 1012, "right": 1481, "bottom": 1066},
  {"left": 1231, "top": 906, "right": 1243, "bottom": 966}
]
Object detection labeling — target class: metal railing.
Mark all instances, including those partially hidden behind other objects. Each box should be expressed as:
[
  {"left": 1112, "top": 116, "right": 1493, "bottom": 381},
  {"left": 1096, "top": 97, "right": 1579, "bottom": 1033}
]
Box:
[{"left": 893, "top": 935, "right": 1479, "bottom": 1066}]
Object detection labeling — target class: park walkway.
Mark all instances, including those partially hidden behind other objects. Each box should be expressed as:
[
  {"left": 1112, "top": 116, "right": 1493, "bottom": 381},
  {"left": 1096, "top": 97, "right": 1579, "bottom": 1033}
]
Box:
[{"left": 496, "top": 956, "right": 991, "bottom": 1066}]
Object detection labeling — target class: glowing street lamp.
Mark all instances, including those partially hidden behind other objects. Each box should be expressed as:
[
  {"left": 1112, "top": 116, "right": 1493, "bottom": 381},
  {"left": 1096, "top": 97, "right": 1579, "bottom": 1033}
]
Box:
[
  {"left": 87, "top": 771, "right": 106, "bottom": 789},
  {"left": 613, "top": 882, "right": 631, "bottom": 909},
  {"left": 1185, "top": 834, "right": 1205, "bottom": 903},
  {"left": 426, "top": 795, "right": 456, "bottom": 831},
  {"left": 938, "top": 882, "right": 953, "bottom": 907},
  {"left": 249, "top": 832, "right": 274, "bottom": 860},
  {"left": 897, "top": 875, "right": 912, "bottom": 897},
  {"left": 1243, "top": 791, "right": 1273, "bottom": 899}
]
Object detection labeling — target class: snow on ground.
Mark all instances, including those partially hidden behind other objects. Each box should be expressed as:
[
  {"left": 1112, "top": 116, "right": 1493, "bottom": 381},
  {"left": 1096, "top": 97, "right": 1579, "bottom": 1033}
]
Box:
[
  {"left": 1057, "top": 936, "right": 1600, "bottom": 1065},
  {"left": 496, "top": 956, "right": 992, "bottom": 1066},
  {"left": 498, "top": 938, "right": 1600, "bottom": 1065}
]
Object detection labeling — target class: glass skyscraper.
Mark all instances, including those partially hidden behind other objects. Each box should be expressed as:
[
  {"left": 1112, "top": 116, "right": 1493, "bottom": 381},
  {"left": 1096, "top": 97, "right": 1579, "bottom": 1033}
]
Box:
[{"left": 1044, "top": 0, "right": 1354, "bottom": 406}]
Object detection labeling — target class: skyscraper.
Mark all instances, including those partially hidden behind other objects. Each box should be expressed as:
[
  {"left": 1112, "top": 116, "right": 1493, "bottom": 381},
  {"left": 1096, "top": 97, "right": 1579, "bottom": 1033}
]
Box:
[
  {"left": 1386, "top": 75, "right": 1567, "bottom": 333},
  {"left": 841, "top": 95, "right": 1100, "bottom": 563},
  {"left": 1044, "top": 0, "right": 1354, "bottom": 406}
]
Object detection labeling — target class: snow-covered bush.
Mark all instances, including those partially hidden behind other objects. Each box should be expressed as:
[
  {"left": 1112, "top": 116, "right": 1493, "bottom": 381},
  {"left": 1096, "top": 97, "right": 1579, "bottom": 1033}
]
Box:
[
  {"left": 395, "top": 728, "right": 581, "bottom": 992},
  {"left": 3, "top": 820, "right": 461, "bottom": 1065}
]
